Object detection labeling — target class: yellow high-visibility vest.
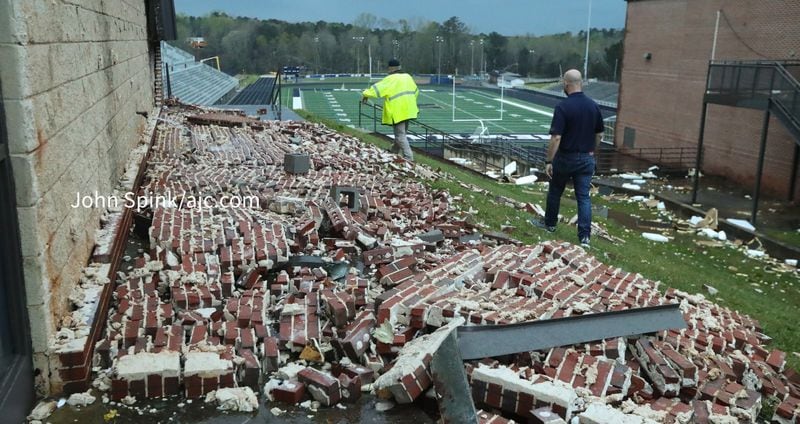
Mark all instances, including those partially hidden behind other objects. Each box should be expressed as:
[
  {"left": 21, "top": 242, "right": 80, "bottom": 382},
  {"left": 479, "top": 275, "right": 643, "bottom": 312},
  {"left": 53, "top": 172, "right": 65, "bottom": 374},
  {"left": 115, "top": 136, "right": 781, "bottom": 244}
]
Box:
[{"left": 362, "top": 73, "right": 419, "bottom": 125}]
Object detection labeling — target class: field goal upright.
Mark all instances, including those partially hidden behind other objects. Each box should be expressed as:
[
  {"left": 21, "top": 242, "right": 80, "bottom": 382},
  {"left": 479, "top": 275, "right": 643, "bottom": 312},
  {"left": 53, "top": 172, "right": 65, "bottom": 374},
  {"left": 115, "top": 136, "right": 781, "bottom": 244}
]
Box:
[{"left": 451, "top": 78, "right": 505, "bottom": 123}]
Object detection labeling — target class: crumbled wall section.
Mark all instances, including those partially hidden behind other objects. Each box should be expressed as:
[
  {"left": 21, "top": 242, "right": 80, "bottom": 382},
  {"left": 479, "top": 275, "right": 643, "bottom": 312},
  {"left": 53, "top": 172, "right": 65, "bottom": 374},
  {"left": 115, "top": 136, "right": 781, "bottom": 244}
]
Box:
[
  {"left": 616, "top": 0, "right": 800, "bottom": 197},
  {"left": 0, "top": 0, "right": 155, "bottom": 395}
]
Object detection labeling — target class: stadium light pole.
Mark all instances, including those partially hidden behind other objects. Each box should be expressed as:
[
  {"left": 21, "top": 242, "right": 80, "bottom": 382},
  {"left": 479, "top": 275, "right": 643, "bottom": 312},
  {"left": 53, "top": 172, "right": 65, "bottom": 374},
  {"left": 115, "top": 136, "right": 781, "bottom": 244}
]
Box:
[
  {"left": 583, "top": 0, "right": 592, "bottom": 81},
  {"left": 528, "top": 49, "right": 535, "bottom": 77},
  {"left": 479, "top": 38, "right": 485, "bottom": 78},
  {"left": 313, "top": 36, "right": 320, "bottom": 74},
  {"left": 352, "top": 36, "right": 365, "bottom": 74},
  {"left": 469, "top": 40, "right": 475, "bottom": 76},
  {"left": 435, "top": 36, "right": 444, "bottom": 81}
]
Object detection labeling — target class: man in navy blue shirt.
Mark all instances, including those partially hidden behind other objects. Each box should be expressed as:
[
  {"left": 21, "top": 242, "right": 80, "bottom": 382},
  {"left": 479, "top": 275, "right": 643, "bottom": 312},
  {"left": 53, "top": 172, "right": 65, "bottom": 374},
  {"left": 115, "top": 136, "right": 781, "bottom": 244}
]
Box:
[{"left": 531, "top": 69, "right": 604, "bottom": 247}]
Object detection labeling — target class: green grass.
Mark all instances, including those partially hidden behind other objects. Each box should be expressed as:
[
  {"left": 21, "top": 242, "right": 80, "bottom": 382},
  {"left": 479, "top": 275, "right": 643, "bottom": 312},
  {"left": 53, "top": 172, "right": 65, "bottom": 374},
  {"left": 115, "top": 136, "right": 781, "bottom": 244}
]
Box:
[
  {"left": 765, "top": 228, "right": 800, "bottom": 248},
  {"left": 299, "top": 109, "right": 800, "bottom": 371}
]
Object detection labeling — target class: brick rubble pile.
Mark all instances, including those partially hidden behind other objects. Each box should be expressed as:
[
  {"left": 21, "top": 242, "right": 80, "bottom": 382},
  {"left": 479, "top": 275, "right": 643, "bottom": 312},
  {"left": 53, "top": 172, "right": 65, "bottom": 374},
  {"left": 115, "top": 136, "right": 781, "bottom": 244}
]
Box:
[{"left": 49, "top": 105, "right": 800, "bottom": 423}]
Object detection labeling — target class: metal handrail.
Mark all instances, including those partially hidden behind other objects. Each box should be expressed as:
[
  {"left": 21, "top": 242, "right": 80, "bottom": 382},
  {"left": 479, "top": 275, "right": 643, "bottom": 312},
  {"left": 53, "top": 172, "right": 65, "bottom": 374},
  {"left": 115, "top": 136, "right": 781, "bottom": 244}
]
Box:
[
  {"left": 270, "top": 68, "right": 282, "bottom": 120},
  {"left": 710, "top": 59, "right": 800, "bottom": 66},
  {"left": 357, "top": 100, "right": 547, "bottom": 170},
  {"left": 356, "top": 100, "right": 697, "bottom": 174},
  {"left": 775, "top": 62, "right": 800, "bottom": 87}
]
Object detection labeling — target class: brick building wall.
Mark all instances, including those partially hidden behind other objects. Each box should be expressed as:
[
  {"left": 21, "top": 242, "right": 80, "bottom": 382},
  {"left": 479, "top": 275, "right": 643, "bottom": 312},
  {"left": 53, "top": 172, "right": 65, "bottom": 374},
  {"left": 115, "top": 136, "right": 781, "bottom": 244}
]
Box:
[
  {"left": 0, "top": 0, "right": 155, "bottom": 394},
  {"left": 617, "top": 0, "right": 800, "bottom": 197}
]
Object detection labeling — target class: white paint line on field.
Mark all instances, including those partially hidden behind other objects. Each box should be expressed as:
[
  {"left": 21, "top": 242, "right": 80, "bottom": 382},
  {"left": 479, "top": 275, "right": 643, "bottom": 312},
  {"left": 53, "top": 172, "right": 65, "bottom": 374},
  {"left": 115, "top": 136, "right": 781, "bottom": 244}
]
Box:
[{"left": 494, "top": 98, "right": 553, "bottom": 117}]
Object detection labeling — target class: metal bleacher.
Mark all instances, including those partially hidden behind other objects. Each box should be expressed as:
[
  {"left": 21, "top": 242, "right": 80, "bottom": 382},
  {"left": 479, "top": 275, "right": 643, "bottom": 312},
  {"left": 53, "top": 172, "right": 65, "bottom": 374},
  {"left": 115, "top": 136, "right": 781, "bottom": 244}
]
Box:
[
  {"left": 227, "top": 76, "right": 276, "bottom": 105},
  {"left": 160, "top": 42, "right": 238, "bottom": 106},
  {"left": 540, "top": 80, "right": 619, "bottom": 105}
]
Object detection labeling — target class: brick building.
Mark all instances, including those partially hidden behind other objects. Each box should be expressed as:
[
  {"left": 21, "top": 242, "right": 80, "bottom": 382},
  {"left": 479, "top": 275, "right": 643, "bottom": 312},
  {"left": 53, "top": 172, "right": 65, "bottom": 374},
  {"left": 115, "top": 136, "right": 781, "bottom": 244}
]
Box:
[
  {"left": 616, "top": 0, "right": 800, "bottom": 198},
  {"left": 0, "top": 0, "right": 174, "bottom": 420}
]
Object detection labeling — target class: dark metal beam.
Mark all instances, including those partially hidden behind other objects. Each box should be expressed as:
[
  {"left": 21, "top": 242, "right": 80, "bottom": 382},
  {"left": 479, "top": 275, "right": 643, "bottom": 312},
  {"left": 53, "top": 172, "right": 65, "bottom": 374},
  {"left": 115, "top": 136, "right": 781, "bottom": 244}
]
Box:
[
  {"left": 430, "top": 333, "right": 477, "bottom": 424},
  {"left": 691, "top": 102, "right": 708, "bottom": 204},
  {"left": 456, "top": 304, "right": 686, "bottom": 360},
  {"left": 752, "top": 101, "right": 771, "bottom": 225},
  {"left": 790, "top": 143, "right": 799, "bottom": 202}
]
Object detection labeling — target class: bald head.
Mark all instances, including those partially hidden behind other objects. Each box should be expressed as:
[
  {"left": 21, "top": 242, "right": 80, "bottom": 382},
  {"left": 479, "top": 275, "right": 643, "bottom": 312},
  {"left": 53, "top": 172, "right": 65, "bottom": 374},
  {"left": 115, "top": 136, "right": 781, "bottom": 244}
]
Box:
[{"left": 563, "top": 69, "right": 583, "bottom": 94}]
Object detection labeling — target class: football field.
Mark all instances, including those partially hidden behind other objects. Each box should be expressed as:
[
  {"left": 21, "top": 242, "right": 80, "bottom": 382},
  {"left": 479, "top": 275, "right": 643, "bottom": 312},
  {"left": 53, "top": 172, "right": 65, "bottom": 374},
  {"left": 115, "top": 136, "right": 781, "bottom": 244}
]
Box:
[{"left": 282, "top": 82, "right": 555, "bottom": 137}]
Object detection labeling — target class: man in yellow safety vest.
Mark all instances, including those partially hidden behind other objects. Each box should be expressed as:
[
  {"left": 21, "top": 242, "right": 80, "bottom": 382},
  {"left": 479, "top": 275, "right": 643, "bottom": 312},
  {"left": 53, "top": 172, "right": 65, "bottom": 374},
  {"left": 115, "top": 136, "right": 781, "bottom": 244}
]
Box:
[{"left": 361, "top": 59, "right": 419, "bottom": 161}]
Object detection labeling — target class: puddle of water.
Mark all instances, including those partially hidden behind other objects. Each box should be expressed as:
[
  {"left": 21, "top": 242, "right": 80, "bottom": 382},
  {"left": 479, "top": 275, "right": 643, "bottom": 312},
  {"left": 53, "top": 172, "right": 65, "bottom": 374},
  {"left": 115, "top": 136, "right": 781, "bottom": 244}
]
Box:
[{"left": 46, "top": 394, "right": 438, "bottom": 424}]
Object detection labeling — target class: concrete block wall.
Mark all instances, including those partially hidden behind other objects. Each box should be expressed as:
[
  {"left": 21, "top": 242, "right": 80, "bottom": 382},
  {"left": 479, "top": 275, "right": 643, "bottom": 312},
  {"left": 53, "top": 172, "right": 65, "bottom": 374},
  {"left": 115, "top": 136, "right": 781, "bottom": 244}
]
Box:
[
  {"left": 616, "top": 0, "right": 800, "bottom": 197},
  {"left": 0, "top": 0, "right": 155, "bottom": 395}
]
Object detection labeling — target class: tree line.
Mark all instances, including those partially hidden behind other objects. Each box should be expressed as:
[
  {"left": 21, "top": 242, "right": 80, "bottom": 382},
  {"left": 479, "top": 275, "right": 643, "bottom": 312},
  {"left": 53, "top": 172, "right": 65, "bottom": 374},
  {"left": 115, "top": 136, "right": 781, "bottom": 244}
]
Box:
[{"left": 173, "top": 12, "right": 624, "bottom": 81}]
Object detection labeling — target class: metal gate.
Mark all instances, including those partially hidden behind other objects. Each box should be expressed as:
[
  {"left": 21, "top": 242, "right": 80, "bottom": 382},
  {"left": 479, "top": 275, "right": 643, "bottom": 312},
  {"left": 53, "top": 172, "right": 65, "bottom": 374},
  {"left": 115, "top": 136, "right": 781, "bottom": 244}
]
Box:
[{"left": 0, "top": 81, "right": 34, "bottom": 422}]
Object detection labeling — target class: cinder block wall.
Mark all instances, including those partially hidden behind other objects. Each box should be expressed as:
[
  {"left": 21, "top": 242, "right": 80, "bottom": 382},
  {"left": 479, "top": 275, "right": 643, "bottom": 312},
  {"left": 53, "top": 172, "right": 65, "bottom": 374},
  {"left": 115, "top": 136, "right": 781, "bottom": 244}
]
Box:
[
  {"left": 617, "top": 0, "right": 800, "bottom": 197},
  {"left": 0, "top": 0, "right": 154, "bottom": 394}
]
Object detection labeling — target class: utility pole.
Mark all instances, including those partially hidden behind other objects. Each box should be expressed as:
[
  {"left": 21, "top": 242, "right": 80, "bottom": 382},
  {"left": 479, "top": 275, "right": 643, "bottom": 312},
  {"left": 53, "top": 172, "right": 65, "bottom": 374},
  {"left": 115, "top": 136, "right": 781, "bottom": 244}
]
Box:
[
  {"left": 352, "top": 36, "right": 365, "bottom": 74},
  {"left": 583, "top": 0, "right": 592, "bottom": 80},
  {"left": 435, "top": 36, "right": 444, "bottom": 80}
]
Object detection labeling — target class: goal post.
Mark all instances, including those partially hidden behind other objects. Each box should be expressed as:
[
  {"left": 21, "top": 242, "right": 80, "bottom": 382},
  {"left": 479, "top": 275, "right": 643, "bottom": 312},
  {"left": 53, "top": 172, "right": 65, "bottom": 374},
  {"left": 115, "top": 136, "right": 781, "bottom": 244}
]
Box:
[{"left": 450, "top": 78, "right": 505, "bottom": 123}]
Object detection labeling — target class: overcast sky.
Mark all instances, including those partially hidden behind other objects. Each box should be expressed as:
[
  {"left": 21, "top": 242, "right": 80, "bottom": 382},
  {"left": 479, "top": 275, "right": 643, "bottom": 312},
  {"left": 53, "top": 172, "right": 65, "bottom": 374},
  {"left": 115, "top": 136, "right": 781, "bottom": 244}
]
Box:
[{"left": 175, "top": 0, "right": 626, "bottom": 35}]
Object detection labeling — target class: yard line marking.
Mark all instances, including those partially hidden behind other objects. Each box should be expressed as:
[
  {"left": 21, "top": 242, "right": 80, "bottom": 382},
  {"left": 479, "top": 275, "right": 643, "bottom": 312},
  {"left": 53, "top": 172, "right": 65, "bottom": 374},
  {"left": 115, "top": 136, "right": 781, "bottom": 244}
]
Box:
[
  {"left": 466, "top": 89, "right": 554, "bottom": 118},
  {"left": 495, "top": 99, "right": 553, "bottom": 117}
]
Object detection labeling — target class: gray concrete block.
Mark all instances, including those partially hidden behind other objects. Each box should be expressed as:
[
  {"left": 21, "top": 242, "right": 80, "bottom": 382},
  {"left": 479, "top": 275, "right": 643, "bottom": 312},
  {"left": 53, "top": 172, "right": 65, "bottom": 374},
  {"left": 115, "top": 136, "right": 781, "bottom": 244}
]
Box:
[
  {"left": 330, "top": 186, "right": 360, "bottom": 210},
  {"left": 418, "top": 229, "right": 444, "bottom": 244},
  {"left": 27, "top": 300, "right": 53, "bottom": 353},
  {"left": 10, "top": 153, "right": 39, "bottom": 207},
  {"left": 2, "top": 99, "right": 37, "bottom": 154},
  {"left": 22, "top": 253, "right": 49, "bottom": 307},
  {"left": 0, "top": 44, "right": 30, "bottom": 100},
  {"left": 284, "top": 153, "right": 310, "bottom": 174},
  {"left": 16, "top": 206, "right": 43, "bottom": 257},
  {"left": 0, "top": 0, "right": 29, "bottom": 44}
]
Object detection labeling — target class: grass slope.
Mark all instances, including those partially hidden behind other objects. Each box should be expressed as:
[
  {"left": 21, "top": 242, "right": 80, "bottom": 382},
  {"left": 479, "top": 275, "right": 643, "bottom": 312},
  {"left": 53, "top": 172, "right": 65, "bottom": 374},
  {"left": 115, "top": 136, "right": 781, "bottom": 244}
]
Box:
[{"left": 298, "top": 110, "right": 800, "bottom": 371}]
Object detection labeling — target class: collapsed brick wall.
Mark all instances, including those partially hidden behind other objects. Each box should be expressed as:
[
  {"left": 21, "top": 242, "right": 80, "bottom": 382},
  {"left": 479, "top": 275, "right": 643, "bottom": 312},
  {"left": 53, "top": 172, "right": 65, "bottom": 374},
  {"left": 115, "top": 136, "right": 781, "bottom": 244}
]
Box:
[
  {"left": 46, "top": 105, "right": 800, "bottom": 423},
  {"left": 616, "top": 0, "right": 800, "bottom": 197},
  {"left": 0, "top": 0, "right": 156, "bottom": 394}
]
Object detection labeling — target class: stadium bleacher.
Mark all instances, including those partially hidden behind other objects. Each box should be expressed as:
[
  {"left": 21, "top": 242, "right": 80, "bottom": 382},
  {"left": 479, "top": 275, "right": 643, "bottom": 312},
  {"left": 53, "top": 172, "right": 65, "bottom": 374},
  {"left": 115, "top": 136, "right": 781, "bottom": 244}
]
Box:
[
  {"left": 541, "top": 80, "right": 619, "bottom": 104},
  {"left": 161, "top": 42, "right": 238, "bottom": 106},
  {"left": 227, "top": 76, "right": 276, "bottom": 105}
]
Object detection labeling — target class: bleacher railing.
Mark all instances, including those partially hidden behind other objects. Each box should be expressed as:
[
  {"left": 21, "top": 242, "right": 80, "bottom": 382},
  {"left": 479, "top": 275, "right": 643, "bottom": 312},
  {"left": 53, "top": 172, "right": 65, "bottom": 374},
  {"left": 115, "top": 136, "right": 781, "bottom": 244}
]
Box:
[
  {"left": 522, "top": 86, "right": 618, "bottom": 109},
  {"left": 358, "top": 101, "right": 546, "bottom": 173},
  {"left": 595, "top": 145, "right": 698, "bottom": 174},
  {"left": 357, "top": 100, "right": 696, "bottom": 175}
]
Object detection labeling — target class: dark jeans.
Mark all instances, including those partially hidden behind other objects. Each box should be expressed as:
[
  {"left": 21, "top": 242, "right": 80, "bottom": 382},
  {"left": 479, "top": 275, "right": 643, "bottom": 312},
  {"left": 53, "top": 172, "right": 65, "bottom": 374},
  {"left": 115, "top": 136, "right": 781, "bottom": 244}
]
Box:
[{"left": 545, "top": 152, "right": 595, "bottom": 240}]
